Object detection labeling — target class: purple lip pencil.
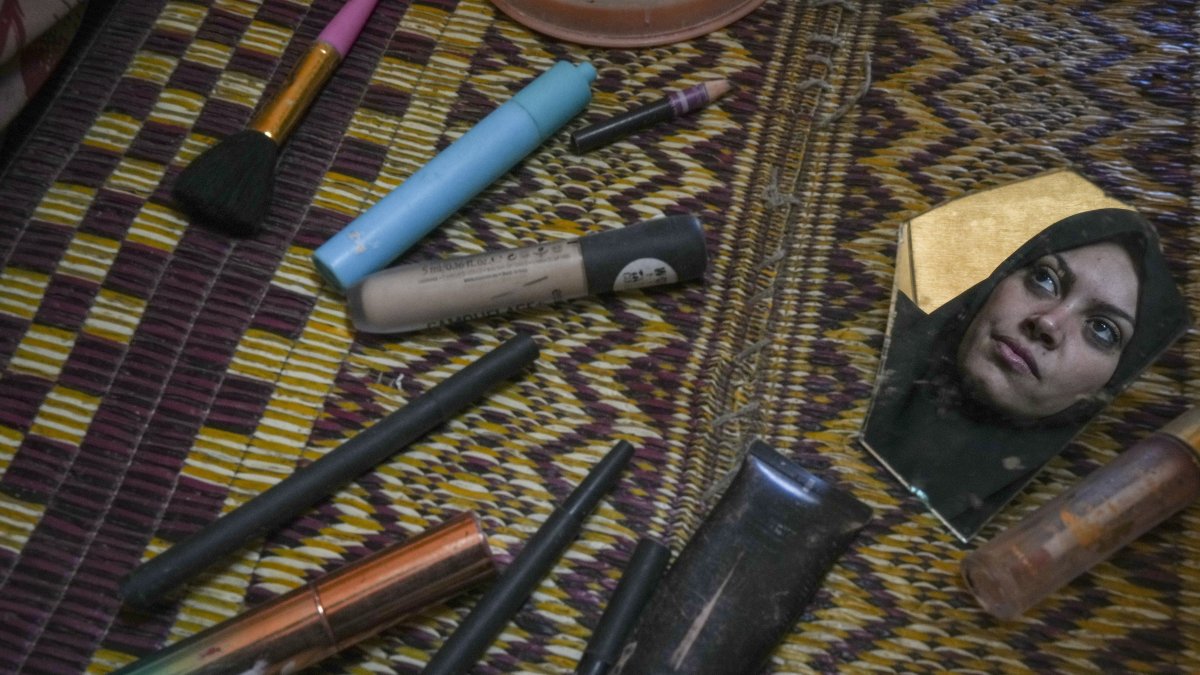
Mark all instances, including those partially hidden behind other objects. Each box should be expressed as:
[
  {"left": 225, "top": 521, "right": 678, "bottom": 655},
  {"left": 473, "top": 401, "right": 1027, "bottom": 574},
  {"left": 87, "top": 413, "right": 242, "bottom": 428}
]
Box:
[
  {"left": 172, "top": 0, "right": 379, "bottom": 236},
  {"left": 570, "top": 79, "right": 732, "bottom": 153}
]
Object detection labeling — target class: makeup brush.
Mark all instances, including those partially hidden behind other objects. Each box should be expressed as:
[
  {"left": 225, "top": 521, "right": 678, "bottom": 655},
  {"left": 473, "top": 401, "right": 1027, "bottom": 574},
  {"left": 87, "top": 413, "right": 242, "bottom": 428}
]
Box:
[{"left": 172, "top": 0, "right": 379, "bottom": 236}]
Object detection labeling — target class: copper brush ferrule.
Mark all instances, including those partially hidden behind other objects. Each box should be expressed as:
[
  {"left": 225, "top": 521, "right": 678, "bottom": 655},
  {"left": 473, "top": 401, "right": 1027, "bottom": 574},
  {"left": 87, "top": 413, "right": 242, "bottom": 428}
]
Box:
[
  {"left": 249, "top": 41, "right": 342, "bottom": 144},
  {"left": 116, "top": 511, "right": 496, "bottom": 674}
]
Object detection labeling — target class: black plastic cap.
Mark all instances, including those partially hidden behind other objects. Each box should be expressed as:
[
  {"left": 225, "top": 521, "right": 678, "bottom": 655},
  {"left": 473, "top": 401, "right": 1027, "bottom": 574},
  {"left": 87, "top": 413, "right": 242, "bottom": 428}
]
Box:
[{"left": 578, "top": 215, "right": 707, "bottom": 295}]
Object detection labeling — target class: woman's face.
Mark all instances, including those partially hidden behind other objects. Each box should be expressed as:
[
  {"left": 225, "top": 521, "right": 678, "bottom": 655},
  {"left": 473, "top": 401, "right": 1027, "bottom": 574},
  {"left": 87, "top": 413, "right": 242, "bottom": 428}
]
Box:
[{"left": 956, "top": 241, "right": 1139, "bottom": 421}]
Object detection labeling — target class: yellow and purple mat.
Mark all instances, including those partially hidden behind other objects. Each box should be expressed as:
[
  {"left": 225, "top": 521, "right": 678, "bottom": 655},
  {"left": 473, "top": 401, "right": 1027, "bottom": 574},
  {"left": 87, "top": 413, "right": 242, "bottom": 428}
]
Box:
[{"left": 1, "top": 0, "right": 1197, "bottom": 672}]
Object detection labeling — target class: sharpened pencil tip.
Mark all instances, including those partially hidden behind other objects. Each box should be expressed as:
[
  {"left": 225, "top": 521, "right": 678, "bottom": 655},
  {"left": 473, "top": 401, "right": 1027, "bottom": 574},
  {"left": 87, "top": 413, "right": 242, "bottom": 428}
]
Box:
[{"left": 703, "top": 79, "right": 733, "bottom": 102}]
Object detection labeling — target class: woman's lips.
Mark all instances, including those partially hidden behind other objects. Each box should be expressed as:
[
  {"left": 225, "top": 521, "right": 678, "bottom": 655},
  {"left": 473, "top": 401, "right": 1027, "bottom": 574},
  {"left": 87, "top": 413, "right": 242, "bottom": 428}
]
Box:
[{"left": 994, "top": 336, "right": 1039, "bottom": 378}]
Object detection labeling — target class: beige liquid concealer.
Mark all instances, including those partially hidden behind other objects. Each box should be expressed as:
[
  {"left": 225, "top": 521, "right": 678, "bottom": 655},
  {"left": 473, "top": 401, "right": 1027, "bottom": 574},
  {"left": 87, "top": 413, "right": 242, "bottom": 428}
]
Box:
[{"left": 347, "top": 215, "right": 707, "bottom": 333}]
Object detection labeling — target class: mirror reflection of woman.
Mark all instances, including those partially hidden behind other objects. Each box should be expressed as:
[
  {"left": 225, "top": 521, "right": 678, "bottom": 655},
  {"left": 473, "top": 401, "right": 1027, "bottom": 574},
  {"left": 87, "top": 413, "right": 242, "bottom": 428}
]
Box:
[
  {"left": 861, "top": 208, "right": 1189, "bottom": 540},
  {"left": 957, "top": 239, "right": 1140, "bottom": 423}
]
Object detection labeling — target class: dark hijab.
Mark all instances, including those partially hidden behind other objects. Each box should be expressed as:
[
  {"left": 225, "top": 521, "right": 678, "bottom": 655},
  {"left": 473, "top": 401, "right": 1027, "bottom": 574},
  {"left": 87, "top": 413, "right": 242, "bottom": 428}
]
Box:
[{"left": 861, "top": 208, "right": 1190, "bottom": 540}]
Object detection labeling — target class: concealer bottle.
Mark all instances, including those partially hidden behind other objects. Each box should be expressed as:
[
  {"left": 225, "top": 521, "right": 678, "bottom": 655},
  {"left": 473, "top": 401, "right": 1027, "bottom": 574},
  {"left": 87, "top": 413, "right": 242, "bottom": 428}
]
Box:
[
  {"left": 347, "top": 215, "right": 706, "bottom": 333},
  {"left": 962, "top": 406, "right": 1200, "bottom": 620}
]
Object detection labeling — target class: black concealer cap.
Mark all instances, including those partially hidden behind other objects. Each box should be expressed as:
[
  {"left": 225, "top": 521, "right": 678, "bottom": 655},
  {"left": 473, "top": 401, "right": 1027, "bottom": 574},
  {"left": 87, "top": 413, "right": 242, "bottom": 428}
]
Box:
[{"left": 579, "top": 215, "right": 707, "bottom": 294}]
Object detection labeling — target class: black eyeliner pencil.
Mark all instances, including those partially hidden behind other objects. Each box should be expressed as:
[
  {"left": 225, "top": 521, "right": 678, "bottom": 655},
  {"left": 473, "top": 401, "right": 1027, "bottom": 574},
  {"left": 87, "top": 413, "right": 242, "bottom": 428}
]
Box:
[
  {"left": 575, "top": 538, "right": 671, "bottom": 675},
  {"left": 120, "top": 334, "right": 539, "bottom": 609},
  {"left": 423, "top": 440, "right": 636, "bottom": 675},
  {"left": 571, "top": 79, "right": 732, "bottom": 153}
]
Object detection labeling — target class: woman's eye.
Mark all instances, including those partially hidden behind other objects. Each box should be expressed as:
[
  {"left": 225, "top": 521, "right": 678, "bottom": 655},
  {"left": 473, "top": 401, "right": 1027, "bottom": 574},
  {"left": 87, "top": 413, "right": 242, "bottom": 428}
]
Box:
[
  {"left": 1087, "top": 318, "right": 1121, "bottom": 348},
  {"left": 1028, "top": 265, "right": 1059, "bottom": 295}
]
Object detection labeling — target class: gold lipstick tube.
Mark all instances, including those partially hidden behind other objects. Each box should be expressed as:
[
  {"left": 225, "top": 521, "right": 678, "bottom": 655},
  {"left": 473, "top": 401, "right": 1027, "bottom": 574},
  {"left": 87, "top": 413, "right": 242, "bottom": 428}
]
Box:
[
  {"left": 249, "top": 41, "right": 341, "bottom": 143},
  {"left": 117, "top": 511, "right": 495, "bottom": 674}
]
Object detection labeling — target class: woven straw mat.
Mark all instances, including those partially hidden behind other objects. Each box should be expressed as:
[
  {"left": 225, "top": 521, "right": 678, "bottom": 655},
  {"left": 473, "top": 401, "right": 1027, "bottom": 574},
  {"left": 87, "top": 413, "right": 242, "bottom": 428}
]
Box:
[{"left": 0, "top": 0, "right": 1197, "bottom": 673}]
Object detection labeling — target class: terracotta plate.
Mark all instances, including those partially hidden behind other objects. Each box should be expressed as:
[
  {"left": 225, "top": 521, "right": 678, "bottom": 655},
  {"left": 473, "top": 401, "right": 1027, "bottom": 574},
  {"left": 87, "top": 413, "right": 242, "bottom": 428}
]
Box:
[{"left": 489, "top": 0, "right": 768, "bottom": 48}]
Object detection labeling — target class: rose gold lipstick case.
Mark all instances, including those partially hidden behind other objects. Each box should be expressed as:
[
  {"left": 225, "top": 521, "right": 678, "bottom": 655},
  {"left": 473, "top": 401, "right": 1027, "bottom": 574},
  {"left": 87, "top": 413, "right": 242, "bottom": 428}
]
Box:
[{"left": 117, "top": 511, "right": 495, "bottom": 674}]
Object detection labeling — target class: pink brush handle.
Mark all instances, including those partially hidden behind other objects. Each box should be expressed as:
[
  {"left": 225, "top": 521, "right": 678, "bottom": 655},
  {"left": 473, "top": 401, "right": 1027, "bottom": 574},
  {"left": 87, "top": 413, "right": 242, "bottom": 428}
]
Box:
[{"left": 318, "top": 0, "right": 380, "bottom": 57}]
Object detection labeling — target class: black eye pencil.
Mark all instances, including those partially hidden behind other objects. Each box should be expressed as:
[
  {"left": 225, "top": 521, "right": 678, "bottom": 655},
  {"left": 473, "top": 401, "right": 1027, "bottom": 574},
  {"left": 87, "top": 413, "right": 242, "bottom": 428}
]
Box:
[
  {"left": 423, "top": 440, "right": 636, "bottom": 675},
  {"left": 119, "top": 333, "right": 539, "bottom": 609},
  {"left": 575, "top": 537, "right": 671, "bottom": 675}
]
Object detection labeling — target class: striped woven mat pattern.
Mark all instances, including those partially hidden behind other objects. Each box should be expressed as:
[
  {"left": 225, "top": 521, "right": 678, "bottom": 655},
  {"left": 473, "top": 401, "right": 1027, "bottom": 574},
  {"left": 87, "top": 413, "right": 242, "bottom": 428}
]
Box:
[{"left": 0, "top": 0, "right": 1197, "bottom": 672}]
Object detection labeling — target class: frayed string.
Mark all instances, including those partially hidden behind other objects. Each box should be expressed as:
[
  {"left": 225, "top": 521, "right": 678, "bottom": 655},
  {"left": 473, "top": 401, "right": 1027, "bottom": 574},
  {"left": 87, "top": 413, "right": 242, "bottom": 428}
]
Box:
[
  {"left": 748, "top": 281, "right": 777, "bottom": 308},
  {"left": 805, "top": 53, "right": 835, "bottom": 68},
  {"left": 756, "top": 247, "right": 785, "bottom": 270},
  {"left": 796, "top": 78, "right": 835, "bottom": 93},
  {"left": 714, "top": 401, "right": 761, "bottom": 429},
  {"left": 735, "top": 338, "right": 771, "bottom": 362},
  {"left": 819, "top": 52, "right": 872, "bottom": 128},
  {"left": 762, "top": 167, "right": 802, "bottom": 209}
]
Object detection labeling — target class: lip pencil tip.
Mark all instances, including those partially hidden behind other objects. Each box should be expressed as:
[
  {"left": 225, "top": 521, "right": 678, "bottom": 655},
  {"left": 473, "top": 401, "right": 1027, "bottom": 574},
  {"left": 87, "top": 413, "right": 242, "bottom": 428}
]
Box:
[{"left": 704, "top": 78, "right": 733, "bottom": 101}]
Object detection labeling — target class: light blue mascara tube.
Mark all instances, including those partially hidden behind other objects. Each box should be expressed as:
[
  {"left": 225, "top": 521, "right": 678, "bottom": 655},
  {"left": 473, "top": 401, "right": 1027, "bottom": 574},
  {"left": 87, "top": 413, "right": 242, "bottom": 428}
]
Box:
[{"left": 313, "top": 60, "right": 596, "bottom": 292}]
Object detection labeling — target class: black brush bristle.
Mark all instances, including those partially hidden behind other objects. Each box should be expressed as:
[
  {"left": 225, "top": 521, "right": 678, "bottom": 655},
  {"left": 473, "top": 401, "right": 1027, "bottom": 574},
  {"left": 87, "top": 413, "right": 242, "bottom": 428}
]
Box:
[{"left": 172, "top": 130, "right": 279, "bottom": 236}]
